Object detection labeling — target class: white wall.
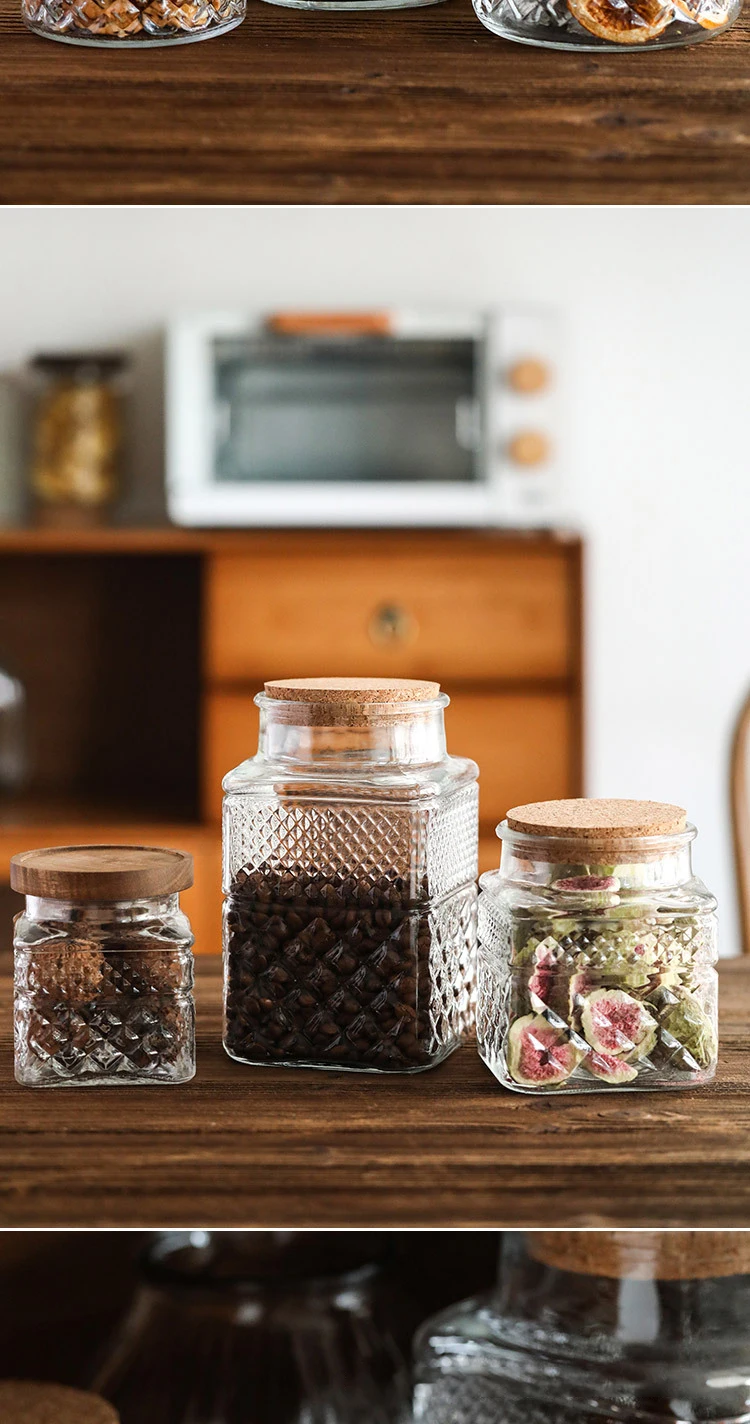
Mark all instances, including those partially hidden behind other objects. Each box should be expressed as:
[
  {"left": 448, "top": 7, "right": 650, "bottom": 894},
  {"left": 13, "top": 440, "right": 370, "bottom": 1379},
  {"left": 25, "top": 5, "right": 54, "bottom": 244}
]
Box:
[{"left": 1, "top": 206, "right": 748, "bottom": 951}]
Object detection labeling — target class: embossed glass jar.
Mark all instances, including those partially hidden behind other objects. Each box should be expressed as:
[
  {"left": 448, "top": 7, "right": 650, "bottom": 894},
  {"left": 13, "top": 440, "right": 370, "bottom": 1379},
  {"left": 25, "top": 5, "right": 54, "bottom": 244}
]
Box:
[
  {"left": 22, "top": 0, "right": 243, "bottom": 46},
  {"left": 477, "top": 798, "right": 718, "bottom": 1094},
  {"left": 472, "top": 0, "right": 739, "bottom": 52},
  {"left": 414, "top": 1229, "right": 750, "bottom": 1424},
  {"left": 222, "top": 678, "right": 478, "bottom": 1074},
  {"left": 95, "top": 1231, "right": 411, "bottom": 1424},
  {"left": 12, "top": 845, "right": 196, "bottom": 1087}
]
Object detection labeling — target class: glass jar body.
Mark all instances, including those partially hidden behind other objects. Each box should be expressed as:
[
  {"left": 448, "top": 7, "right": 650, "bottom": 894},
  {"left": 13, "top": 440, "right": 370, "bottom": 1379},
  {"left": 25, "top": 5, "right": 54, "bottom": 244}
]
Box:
[
  {"left": 222, "top": 695, "right": 478, "bottom": 1074},
  {"left": 472, "top": 0, "right": 740, "bottom": 52},
  {"left": 14, "top": 893, "right": 196, "bottom": 1086},
  {"left": 95, "top": 1232, "right": 412, "bottom": 1424},
  {"left": 413, "top": 1232, "right": 750, "bottom": 1424},
  {"left": 476, "top": 825, "right": 718, "bottom": 1094},
  {"left": 22, "top": 0, "right": 242, "bottom": 51}
]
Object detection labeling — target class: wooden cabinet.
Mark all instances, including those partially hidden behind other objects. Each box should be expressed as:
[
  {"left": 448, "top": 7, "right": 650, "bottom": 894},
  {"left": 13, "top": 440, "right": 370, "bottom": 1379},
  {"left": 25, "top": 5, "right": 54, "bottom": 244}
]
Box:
[{"left": 0, "top": 528, "right": 582, "bottom": 955}]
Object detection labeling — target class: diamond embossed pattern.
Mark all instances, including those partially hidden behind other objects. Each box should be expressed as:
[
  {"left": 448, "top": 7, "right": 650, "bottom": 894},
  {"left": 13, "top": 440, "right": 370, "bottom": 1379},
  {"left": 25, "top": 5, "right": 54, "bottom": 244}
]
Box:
[
  {"left": 473, "top": 0, "right": 739, "bottom": 48},
  {"left": 22, "top": 0, "right": 243, "bottom": 43},
  {"left": 223, "top": 786, "right": 478, "bottom": 1074},
  {"left": 477, "top": 892, "right": 718, "bottom": 1094}
]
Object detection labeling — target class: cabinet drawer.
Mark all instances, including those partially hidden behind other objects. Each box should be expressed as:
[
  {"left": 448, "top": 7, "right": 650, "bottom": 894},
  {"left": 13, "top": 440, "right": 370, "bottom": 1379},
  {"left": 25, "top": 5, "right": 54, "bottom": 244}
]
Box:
[
  {"left": 203, "top": 688, "right": 576, "bottom": 828},
  {"left": 206, "top": 544, "right": 575, "bottom": 684}
]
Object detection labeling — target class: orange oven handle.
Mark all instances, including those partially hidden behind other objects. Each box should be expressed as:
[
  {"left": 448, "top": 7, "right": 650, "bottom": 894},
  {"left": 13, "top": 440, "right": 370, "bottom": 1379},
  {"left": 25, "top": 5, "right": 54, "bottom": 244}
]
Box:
[{"left": 266, "top": 311, "right": 393, "bottom": 337}]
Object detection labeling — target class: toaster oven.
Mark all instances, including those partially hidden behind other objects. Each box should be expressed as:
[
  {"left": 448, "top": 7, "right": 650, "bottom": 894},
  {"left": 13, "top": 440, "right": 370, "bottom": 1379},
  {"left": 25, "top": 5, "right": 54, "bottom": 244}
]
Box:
[{"left": 166, "top": 308, "right": 561, "bottom": 527}]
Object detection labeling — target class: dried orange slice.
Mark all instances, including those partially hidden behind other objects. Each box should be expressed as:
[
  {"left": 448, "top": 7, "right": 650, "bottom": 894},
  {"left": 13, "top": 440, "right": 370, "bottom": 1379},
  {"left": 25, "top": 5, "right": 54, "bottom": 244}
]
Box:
[
  {"left": 671, "top": 0, "right": 731, "bottom": 26},
  {"left": 568, "top": 0, "right": 672, "bottom": 41}
]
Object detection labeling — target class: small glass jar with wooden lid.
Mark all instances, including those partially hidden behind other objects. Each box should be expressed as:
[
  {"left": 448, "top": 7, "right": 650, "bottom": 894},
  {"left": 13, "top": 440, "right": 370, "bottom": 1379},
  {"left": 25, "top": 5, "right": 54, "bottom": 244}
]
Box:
[
  {"left": 414, "top": 1230, "right": 750, "bottom": 1424},
  {"left": 12, "top": 845, "right": 196, "bottom": 1088},
  {"left": 477, "top": 798, "right": 718, "bottom": 1093},
  {"left": 0, "top": 1382, "right": 120, "bottom": 1423},
  {"left": 222, "top": 677, "right": 478, "bottom": 1074}
]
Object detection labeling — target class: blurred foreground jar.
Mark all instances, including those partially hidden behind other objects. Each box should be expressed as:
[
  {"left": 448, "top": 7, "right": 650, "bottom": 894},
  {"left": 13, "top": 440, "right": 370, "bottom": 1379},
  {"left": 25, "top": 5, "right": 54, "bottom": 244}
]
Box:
[
  {"left": 27, "top": 354, "right": 127, "bottom": 520},
  {"left": 414, "top": 1229, "right": 750, "bottom": 1424},
  {"left": 94, "top": 1231, "right": 411, "bottom": 1424},
  {"left": 223, "top": 678, "right": 478, "bottom": 1074},
  {"left": 23, "top": 0, "right": 242, "bottom": 44},
  {"left": 12, "top": 845, "right": 196, "bottom": 1087},
  {"left": 0, "top": 1381, "right": 119, "bottom": 1423},
  {"left": 477, "top": 798, "right": 718, "bottom": 1094},
  {"left": 472, "top": 0, "right": 738, "bottom": 50}
]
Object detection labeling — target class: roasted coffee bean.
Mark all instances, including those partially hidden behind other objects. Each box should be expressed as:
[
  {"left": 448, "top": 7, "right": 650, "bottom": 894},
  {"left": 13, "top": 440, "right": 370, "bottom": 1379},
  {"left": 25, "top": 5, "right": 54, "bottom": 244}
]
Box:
[{"left": 224, "top": 866, "right": 465, "bottom": 1073}]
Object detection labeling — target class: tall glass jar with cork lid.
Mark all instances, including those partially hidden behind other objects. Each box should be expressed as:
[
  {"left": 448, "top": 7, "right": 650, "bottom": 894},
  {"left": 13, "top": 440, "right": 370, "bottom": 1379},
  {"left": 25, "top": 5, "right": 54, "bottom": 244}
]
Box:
[
  {"left": 414, "top": 1230, "right": 750, "bottom": 1424},
  {"left": 476, "top": 798, "right": 718, "bottom": 1093},
  {"left": 222, "top": 678, "right": 478, "bottom": 1074}
]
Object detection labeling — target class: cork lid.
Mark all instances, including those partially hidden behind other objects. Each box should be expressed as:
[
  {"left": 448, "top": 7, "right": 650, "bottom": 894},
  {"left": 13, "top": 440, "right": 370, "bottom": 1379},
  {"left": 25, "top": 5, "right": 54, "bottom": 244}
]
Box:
[
  {"left": 265, "top": 678, "right": 440, "bottom": 703},
  {"left": 506, "top": 798, "right": 687, "bottom": 841},
  {"left": 10, "top": 845, "right": 194, "bottom": 902},
  {"left": 529, "top": 1231, "right": 750, "bottom": 1282},
  {"left": 0, "top": 1382, "right": 119, "bottom": 1423}
]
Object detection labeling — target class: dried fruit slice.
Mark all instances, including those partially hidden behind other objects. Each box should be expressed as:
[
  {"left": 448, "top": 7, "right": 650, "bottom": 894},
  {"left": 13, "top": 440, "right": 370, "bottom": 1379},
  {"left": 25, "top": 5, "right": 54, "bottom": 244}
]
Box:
[
  {"left": 507, "top": 1014, "right": 584, "bottom": 1088},
  {"left": 567, "top": 0, "right": 672, "bottom": 43},
  {"left": 659, "top": 997, "right": 717, "bottom": 1071},
  {"left": 552, "top": 875, "right": 620, "bottom": 893},
  {"left": 586, "top": 1049, "right": 639, "bottom": 1084},
  {"left": 581, "top": 988, "right": 658, "bottom": 1058},
  {"left": 671, "top": 0, "right": 731, "bottom": 25}
]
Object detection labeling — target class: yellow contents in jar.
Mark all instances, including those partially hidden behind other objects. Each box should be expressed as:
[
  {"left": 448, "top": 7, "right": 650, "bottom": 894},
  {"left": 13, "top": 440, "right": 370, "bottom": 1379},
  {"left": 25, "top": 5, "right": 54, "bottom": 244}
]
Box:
[{"left": 32, "top": 379, "right": 121, "bottom": 509}]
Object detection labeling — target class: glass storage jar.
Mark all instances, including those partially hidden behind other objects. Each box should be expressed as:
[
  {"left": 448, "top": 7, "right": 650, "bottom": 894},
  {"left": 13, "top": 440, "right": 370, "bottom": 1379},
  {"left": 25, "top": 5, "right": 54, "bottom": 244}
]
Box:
[
  {"left": 222, "top": 677, "right": 478, "bottom": 1074},
  {"left": 477, "top": 798, "right": 718, "bottom": 1094},
  {"left": 27, "top": 354, "right": 128, "bottom": 519},
  {"left": 94, "top": 1230, "right": 411, "bottom": 1424},
  {"left": 22, "top": 0, "right": 242, "bottom": 45},
  {"left": 12, "top": 845, "right": 196, "bottom": 1087},
  {"left": 0, "top": 1382, "right": 120, "bottom": 1423},
  {"left": 414, "top": 1229, "right": 750, "bottom": 1424},
  {"left": 472, "top": 0, "right": 739, "bottom": 51}
]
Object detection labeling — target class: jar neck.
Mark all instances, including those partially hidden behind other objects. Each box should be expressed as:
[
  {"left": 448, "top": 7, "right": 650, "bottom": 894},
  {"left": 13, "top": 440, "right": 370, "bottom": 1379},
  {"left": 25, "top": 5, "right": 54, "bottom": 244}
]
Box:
[
  {"left": 25, "top": 893, "right": 179, "bottom": 923},
  {"left": 256, "top": 694, "right": 448, "bottom": 767},
  {"left": 497, "top": 824, "right": 697, "bottom": 892}
]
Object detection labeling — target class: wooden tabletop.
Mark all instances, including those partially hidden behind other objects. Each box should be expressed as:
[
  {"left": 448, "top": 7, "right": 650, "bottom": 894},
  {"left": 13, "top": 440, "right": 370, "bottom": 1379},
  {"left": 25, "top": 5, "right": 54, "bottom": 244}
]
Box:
[
  {"left": 1, "top": 0, "right": 750, "bottom": 203},
  {"left": 2, "top": 957, "right": 750, "bottom": 1228}
]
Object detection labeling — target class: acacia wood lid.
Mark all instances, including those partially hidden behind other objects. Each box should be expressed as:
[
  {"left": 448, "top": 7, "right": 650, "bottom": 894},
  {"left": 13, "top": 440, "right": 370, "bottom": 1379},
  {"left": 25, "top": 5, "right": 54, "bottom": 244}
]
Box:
[
  {"left": 506, "top": 798, "right": 687, "bottom": 840},
  {"left": 0, "top": 1382, "right": 119, "bottom": 1423},
  {"left": 265, "top": 678, "right": 441, "bottom": 703},
  {"left": 529, "top": 1231, "right": 750, "bottom": 1281},
  {"left": 10, "top": 845, "right": 194, "bottom": 901}
]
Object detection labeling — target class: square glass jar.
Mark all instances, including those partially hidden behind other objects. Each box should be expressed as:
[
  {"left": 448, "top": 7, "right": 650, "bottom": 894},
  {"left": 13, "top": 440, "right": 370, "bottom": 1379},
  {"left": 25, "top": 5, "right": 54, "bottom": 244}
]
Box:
[
  {"left": 12, "top": 845, "right": 196, "bottom": 1087},
  {"left": 222, "top": 678, "right": 478, "bottom": 1074},
  {"left": 476, "top": 798, "right": 718, "bottom": 1094}
]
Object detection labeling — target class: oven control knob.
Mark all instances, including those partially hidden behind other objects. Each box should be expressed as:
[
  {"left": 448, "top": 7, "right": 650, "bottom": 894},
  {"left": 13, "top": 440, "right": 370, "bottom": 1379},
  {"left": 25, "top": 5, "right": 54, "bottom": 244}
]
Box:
[
  {"left": 507, "top": 431, "right": 551, "bottom": 467},
  {"left": 506, "top": 358, "right": 551, "bottom": 395}
]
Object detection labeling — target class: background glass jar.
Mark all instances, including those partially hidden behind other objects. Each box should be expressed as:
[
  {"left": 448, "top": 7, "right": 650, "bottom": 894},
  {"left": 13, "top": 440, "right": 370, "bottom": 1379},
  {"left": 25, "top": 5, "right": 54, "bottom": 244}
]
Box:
[
  {"left": 22, "top": 0, "right": 243, "bottom": 44},
  {"left": 222, "top": 677, "right": 478, "bottom": 1074},
  {"left": 12, "top": 845, "right": 196, "bottom": 1087},
  {"left": 27, "top": 354, "right": 128, "bottom": 519},
  {"left": 414, "top": 1229, "right": 750, "bottom": 1424},
  {"left": 477, "top": 798, "right": 718, "bottom": 1094},
  {"left": 472, "top": 0, "right": 739, "bottom": 50},
  {"left": 94, "top": 1231, "right": 412, "bottom": 1424}
]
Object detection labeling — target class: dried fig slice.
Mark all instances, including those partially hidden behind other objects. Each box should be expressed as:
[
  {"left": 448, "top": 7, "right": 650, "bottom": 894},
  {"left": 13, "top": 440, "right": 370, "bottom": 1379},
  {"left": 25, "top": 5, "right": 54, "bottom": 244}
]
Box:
[
  {"left": 581, "top": 988, "right": 657, "bottom": 1058},
  {"left": 567, "top": 0, "right": 672, "bottom": 43},
  {"left": 507, "top": 1013, "right": 584, "bottom": 1089},
  {"left": 586, "top": 1049, "right": 639, "bottom": 1084}
]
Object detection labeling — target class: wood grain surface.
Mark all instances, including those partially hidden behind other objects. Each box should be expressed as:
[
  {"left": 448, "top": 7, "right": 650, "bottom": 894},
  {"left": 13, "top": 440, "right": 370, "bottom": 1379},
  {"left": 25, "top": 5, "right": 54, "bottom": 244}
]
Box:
[
  {"left": 1, "top": 956, "right": 750, "bottom": 1229},
  {"left": 1, "top": 0, "right": 750, "bottom": 203}
]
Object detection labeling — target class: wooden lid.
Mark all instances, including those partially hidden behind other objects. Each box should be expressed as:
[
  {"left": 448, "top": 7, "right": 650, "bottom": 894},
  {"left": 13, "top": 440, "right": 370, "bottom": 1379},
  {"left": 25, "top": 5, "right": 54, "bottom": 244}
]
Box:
[
  {"left": 0, "top": 1382, "right": 119, "bottom": 1423},
  {"left": 529, "top": 1231, "right": 750, "bottom": 1281},
  {"left": 265, "top": 678, "right": 441, "bottom": 703},
  {"left": 506, "top": 798, "right": 687, "bottom": 840},
  {"left": 10, "top": 845, "right": 193, "bottom": 901}
]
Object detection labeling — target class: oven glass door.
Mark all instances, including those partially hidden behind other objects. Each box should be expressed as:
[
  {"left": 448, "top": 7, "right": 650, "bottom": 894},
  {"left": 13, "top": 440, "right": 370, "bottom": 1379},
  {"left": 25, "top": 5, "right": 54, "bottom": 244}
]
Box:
[{"left": 212, "top": 335, "right": 480, "bottom": 486}]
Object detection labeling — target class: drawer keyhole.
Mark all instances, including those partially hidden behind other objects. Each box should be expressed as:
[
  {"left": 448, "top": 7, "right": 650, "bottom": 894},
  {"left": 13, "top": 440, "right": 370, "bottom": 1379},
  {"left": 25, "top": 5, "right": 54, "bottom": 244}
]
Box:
[{"left": 368, "top": 603, "right": 417, "bottom": 647}]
